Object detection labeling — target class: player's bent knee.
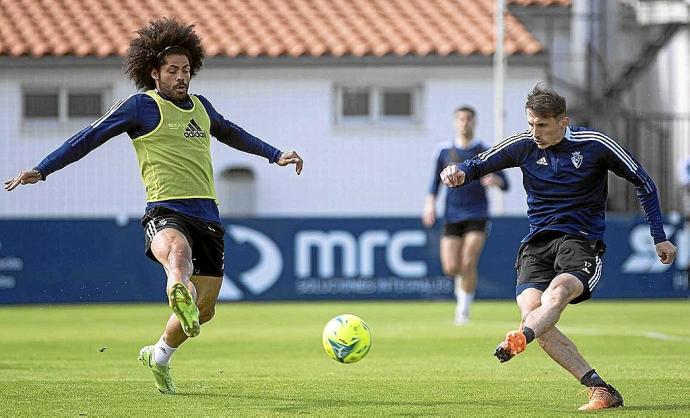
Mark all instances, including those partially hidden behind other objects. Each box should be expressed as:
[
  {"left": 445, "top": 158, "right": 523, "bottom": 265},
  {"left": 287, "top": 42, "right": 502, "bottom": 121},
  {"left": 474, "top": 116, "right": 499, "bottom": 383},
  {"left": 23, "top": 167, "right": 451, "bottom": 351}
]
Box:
[
  {"left": 551, "top": 274, "right": 584, "bottom": 297},
  {"left": 541, "top": 289, "right": 569, "bottom": 309},
  {"left": 459, "top": 261, "right": 477, "bottom": 276},
  {"left": 168, "top": 243, "right": 192, "bottom": 259},
  {"left": 517, "top": 290, "right": 541, "bottom": 318},
  {"left": 442, "top": 265, "right": 462, "bottom": 277}
]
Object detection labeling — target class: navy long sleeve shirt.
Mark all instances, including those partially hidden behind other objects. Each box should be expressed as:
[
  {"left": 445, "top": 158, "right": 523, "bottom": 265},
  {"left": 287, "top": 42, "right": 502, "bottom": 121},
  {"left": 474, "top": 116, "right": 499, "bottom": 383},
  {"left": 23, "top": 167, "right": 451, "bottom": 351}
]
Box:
[
  {"left": 429, "top": 139, "right": 509, "bottom": 223},
  {"left": 457, "top": 126, "right": 667, "bottom": 244},
  {"left": 34, "top": 92, "right": 282, "bottom": 223}
]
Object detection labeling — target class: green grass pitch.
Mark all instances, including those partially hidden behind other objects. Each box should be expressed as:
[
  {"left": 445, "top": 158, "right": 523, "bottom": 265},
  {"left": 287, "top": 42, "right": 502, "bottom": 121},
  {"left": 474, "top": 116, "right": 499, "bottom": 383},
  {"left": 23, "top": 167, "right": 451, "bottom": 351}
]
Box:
[{"left": 1, "top": 300, "right": 689, "bottom": 416}]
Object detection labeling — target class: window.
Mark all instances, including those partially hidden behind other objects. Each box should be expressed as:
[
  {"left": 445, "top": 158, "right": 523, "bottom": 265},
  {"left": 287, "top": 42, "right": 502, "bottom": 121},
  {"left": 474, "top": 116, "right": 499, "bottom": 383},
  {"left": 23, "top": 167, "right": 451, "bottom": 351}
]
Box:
[
  {"left": 68, "top": 93, "right": 103, "bottom": 118},
  {"left": 342, "top": 89, "right": 369, "bottom": 117},
  {"left": 23, "top": 87, "right": 106, "bottom": 122},
  {"left": 24, "top": 92, "right": 59, "bottom": 118},
  {"left": 382, "top": 90, "right": 412, "bottom": 116},
  {"left": 335, "top": 86, "right": 421, "bottom": 125}
]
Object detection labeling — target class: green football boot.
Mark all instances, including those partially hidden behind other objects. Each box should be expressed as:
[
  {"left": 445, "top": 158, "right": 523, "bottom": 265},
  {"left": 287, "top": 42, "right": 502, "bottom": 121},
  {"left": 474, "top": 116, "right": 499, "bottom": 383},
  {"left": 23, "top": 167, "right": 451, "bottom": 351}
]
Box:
[
  {"left": 138, "top": 345, "right": 176, "bottom": 395},
  {"left": 168, "top": 282, "right": 200, "bottom": 338}
]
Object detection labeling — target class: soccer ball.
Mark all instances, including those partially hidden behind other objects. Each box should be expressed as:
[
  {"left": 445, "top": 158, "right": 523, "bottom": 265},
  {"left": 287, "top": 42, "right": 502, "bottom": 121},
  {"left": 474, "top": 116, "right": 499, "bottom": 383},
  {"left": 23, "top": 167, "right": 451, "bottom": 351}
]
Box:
[{"left": 322, "top": 314, "right": 372, "bottom": 363}]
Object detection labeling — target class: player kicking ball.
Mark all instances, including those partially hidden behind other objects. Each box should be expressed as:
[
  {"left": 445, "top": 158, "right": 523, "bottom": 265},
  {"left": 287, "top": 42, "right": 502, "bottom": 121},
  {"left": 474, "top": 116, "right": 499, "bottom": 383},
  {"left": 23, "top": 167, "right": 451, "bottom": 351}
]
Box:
[
  {"left": 441, "top": 85, "right": 676, "bottom": 411},
  {"left": 5, "top": 18, "right": 303, "bottom": 394}
]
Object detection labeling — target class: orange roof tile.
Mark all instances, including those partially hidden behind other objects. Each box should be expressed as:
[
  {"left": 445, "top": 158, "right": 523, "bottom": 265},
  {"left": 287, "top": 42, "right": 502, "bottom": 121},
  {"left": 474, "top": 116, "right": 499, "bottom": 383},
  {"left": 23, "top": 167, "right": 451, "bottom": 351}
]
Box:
[
  {"left": 510, "top": 0, "right": 571, "bottom": 6},
  {"left": 0, "top": 0, "right": 568, "bottom": 59}
]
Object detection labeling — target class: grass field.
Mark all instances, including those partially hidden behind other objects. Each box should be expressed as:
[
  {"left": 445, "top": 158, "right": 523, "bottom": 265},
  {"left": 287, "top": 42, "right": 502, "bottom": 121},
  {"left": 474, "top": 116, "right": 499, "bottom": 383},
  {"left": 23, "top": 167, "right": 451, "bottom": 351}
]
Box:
[{"left": 1, "top": 300, "right": 689, "bottom": 416}]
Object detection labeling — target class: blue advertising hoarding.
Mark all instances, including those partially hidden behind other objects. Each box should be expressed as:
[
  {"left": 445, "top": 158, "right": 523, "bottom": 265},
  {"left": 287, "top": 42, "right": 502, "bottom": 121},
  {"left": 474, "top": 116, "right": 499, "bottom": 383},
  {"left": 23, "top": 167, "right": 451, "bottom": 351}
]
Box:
[{"left": 0, "top": 216, "right": 687, "bottom": 304}]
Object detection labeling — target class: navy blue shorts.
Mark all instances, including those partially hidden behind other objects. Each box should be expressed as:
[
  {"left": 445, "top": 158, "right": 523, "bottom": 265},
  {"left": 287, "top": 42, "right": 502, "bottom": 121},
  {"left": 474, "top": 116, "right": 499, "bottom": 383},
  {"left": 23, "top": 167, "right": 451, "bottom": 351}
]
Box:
[
  {"left": 141, "top": 206, "right": 225, "bottom": 277},
  {"left": 514, "top": 232, "right": 605, "bottom": 304},
  {"left": 443, "top": 219, "right": 490, "bottom": 237}
]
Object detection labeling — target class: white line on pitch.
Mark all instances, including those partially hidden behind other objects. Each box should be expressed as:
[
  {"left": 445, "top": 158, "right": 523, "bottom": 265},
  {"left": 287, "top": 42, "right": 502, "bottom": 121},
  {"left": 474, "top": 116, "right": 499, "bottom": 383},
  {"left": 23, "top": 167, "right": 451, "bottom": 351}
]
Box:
[{"left": 477, "top": 321, "right": 690, "bottom": 342}]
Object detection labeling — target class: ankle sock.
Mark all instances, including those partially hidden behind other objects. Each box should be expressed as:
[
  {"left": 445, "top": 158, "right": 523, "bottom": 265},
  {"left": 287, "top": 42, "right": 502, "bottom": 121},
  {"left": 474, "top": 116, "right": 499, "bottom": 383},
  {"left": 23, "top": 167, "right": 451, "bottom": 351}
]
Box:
[
  {"left": 580, "top": 369, "right": 607, "bottom": 388},
  {"left": 456, "top": 289, "right": 475, "bottom": 319},
  {"left": 522, "top": 326, "right": 535, "bottom": 344},
  {"left": 153, "top": 337, "right": 177, "bottom": 366}
]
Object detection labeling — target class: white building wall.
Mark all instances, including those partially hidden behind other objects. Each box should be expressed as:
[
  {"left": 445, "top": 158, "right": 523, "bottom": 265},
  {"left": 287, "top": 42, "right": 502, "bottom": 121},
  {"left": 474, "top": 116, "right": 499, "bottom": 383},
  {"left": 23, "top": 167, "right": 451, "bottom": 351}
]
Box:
[
  {"left": 1, "top": 63, "right": 544, "bottom": 218},
  {"left": 0, "top": 67, "right": 145, "bottom": 218}
]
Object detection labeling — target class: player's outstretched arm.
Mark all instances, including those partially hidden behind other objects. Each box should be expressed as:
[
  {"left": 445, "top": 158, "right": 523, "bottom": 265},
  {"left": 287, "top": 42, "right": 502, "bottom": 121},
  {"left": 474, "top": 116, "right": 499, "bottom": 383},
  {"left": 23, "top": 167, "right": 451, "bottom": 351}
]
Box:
[
  {"left": 655, "top": 241, "right": 677, "bottom": 264},
  {"left": 5, "top": 96, "right": 139, "bottom": 192},
  {"left": 4, "top": 169, "right": 42, "bottom": 191},
  {"left": 275, "top": 150, "right": 304, "bottom": 175},
  {"left": 444, "top": 135, "right": 521, "bottom": 189}
]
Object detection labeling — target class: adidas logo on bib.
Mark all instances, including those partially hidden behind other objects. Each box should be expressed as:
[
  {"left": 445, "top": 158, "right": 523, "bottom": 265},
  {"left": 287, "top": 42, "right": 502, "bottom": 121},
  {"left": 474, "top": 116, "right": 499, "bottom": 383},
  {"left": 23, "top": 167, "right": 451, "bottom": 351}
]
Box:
[{"left": 184, "top": 119, "right": 207, "bottom": 138}]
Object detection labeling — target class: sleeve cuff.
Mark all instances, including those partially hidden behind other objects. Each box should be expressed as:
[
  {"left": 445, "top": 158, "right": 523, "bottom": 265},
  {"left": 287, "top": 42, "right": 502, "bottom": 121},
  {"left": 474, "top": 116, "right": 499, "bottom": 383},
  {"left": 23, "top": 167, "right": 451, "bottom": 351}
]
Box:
[
  {"left": 270, "top": 149, "right": 282, "bottom": 164},
  {"left": 457, "top": 163, "right": 471, "bottom": 185},
  {"left": 33, "top": 166, "right": 47, "bottom": 181}
]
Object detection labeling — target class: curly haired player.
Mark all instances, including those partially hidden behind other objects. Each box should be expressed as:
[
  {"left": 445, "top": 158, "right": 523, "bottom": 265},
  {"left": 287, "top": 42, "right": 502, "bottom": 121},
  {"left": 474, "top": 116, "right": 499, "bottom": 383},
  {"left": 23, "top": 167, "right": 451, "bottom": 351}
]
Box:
[{"left": 5, "top": 18, "right": 304, "bottom": 394}]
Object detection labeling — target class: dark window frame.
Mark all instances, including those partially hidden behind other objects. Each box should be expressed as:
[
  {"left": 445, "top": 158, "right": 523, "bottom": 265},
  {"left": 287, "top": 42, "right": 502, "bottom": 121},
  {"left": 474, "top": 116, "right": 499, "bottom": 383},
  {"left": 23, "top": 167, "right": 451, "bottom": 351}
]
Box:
[
  {"left": 335, "top": 85, "right": 421, "bottom": 126},
  {"left": 22, "top": 86, "right": 107, "bottom": 122}
]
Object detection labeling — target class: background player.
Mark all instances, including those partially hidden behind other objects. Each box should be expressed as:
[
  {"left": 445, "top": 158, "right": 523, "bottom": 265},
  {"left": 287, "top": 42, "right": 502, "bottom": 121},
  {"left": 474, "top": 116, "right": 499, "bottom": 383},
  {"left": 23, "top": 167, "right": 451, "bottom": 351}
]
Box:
[{"left": 423, "top": 106, "right": 509, "bottom": 325}]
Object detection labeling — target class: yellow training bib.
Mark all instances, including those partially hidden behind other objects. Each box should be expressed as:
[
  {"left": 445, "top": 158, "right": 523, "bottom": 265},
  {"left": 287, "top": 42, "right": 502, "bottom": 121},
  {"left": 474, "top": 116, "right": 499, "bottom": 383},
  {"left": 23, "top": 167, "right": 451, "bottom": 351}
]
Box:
[{"left": 132, "top": 91, "right": 216, "bottom": 202}]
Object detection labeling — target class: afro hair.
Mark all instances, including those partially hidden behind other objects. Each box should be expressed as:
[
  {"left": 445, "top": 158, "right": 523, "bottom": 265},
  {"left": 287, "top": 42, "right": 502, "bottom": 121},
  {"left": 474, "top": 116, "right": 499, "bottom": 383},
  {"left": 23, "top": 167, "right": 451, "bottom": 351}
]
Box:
[{"left": 124, "top": 18, "right": 205, "bottom": 91}]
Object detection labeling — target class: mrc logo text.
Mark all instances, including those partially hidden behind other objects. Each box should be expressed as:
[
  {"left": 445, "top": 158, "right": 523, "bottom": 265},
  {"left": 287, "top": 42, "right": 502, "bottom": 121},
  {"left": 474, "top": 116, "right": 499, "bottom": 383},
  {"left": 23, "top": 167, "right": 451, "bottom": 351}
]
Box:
[{"left": 295, "top": 230, "right": 427, "bottom": 278}]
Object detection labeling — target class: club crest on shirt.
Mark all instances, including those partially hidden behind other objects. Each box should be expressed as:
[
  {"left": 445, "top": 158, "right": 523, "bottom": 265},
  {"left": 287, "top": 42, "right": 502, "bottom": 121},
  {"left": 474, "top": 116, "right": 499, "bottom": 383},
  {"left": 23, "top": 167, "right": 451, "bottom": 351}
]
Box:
[{"left": 571, "top": 151, "right": 583, "bottom": 169}]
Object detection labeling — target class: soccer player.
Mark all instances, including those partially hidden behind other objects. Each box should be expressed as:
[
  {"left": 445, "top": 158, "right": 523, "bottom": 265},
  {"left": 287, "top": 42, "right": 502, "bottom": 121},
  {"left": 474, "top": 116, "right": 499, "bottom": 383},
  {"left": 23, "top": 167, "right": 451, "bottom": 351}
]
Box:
[
  {"left": 4, "top": 18, "right": 303, "bottom": 395},
  {"left": 423, "top": 106, "right": 509, "bottom": 325},
  {"left": 440, "top": 85, "right": 676, "bottom": 411}
]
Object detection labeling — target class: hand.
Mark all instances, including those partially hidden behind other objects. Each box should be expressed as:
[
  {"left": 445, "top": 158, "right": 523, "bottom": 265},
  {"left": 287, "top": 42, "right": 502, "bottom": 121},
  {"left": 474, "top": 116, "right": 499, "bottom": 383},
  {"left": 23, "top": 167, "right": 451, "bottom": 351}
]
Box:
[
  {"left": 422, "top": 205, "right": 436, "bottom": 228},
  {"left": 4, "top": 169, "right": 42, "bottom": 191},
  {"left": 440, "top": 165, "right": 465, "bottom": 188},
  {"left": 276, "top": 151, "right": 303, "bottom": 175},
  {"left": 655, "top": 241, "right": 677, "bottom": 264},
  {"left": 480, "top": 173, "right": 503, "bottom": 188}
]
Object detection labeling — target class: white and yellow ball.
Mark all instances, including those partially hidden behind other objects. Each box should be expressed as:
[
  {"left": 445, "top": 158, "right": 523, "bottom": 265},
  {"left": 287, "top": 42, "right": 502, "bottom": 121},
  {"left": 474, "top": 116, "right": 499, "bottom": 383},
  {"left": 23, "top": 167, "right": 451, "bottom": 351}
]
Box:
[{"left": 322, "top": 314, "right": 372, "bottom": 363}]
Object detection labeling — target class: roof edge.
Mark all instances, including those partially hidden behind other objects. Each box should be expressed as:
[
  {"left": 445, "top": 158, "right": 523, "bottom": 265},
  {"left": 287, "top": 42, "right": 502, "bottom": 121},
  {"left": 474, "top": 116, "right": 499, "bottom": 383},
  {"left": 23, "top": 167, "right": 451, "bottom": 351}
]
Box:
[{"left": 0, "top": 54, "right": 549, "bottom": 68}]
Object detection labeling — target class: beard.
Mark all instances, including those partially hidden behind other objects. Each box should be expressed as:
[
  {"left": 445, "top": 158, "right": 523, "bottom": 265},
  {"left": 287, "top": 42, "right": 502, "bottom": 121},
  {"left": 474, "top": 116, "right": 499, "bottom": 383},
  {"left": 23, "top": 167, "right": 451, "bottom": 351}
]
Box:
[{"left": 163, "top": 82, "right": 188, "bottom": 100}]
